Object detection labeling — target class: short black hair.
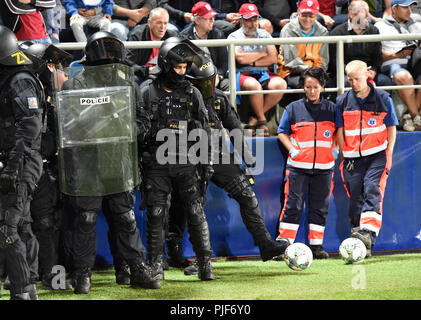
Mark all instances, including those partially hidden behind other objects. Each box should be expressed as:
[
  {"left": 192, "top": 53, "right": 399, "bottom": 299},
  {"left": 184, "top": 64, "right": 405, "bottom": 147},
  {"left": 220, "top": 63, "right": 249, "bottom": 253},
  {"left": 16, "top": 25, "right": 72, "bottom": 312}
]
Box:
[{"left": 300, "top": 67, "right": 328, "bottom": 88}]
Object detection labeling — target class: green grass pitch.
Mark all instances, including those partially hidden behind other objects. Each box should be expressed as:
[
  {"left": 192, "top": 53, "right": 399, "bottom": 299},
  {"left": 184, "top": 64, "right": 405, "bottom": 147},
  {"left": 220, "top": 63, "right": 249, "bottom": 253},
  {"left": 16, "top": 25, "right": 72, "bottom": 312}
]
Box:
[{"left": 2, "top": 252, "right": 420, "bottom": 300}]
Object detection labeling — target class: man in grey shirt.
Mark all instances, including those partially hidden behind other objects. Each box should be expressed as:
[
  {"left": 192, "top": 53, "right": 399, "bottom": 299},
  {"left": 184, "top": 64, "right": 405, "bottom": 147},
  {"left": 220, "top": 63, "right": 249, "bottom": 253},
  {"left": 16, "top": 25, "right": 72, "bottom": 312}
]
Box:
[{"left": 228, "top": 3, "right": 286, "bottom": 136}]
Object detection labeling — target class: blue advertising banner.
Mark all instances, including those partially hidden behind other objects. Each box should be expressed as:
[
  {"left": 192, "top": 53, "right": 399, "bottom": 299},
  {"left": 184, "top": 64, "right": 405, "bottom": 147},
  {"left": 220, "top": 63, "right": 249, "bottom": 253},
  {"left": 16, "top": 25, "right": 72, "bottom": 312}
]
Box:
[{"left": 95, "top": 132, "right": 421, "bottom": 265}]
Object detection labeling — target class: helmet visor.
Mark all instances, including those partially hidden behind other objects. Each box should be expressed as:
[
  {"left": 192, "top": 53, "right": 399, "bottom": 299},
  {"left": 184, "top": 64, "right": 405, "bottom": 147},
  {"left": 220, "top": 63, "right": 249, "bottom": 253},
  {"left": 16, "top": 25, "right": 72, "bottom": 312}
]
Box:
[
  {"left": 167, "top": 41, "right": 204, "bottom": 68},
  {"left": 191, "top": 75, "right": 216, "bottom": 100},
  {"left": 85, "top": 38, "right": 124, "bottom": 64}
]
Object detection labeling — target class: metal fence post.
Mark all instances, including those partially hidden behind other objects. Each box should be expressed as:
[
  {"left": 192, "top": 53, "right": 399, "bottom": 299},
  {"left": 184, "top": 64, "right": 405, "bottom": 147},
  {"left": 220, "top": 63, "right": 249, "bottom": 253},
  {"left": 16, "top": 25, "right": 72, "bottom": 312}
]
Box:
[
  {"left": 337, "top": 39, "right": 345, "bottom": 96},
  {"left": 228, "top": 43, "right": 237, "bottom": 110}
]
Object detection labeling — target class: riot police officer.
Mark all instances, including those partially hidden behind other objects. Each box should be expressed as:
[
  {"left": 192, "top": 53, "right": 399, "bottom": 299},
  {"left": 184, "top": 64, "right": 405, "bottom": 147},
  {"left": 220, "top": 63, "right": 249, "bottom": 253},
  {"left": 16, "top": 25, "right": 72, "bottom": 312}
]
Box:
[
  {"left": 0, "top": 26, "right": 43, "bottom": 300},
  {"left": 139, "top": 37, "right": 215, "bottom": 281},
  {"left": 59, "top": 31, "right": 160, "bottom": 294},
  {"left": 168, "top": 55, "right": 290, "bottom": 269},
  {"left": 20, "top": 42, "right": 72, "bottom": 289}
]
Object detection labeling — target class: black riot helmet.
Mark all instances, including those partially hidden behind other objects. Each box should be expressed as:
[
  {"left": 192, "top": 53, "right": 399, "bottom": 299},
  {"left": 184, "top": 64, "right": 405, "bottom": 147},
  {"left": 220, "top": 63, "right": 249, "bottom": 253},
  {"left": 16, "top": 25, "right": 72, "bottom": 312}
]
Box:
[
  {"left": 21, "top": 42, "right": 73, "bottom": 74},
  {"left": 20, "top": 41, "right": 45, "bottom": 74},
  {"left": 0, "top": 25, "right": 32, "bottom": 67},
  {"left": 83, "top": 31, "right": 125, "bottom": 65},
  {"left": 153, "top": 37, "right": 204, "bottom": 89},
  {"left": 155, "top": 37, "right": 204, "bottom": 75},
  {"left": 186, "top": 54, "right": 217, "bottom": 100}
]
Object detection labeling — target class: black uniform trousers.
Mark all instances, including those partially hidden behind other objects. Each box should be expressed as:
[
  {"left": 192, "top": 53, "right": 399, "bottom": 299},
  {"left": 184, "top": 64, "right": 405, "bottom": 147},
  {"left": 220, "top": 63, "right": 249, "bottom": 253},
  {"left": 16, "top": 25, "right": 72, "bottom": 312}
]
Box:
[
  {"left": 63, "top": 191, "right": 145, "bottom": 272},
  {"left": 169, "top": 162, "right": 273, "bottom": 248},
  {"left": 144, "top": 163, "right": 212, "bottom": 259},
  {"left": 0, "top": 183, "right": 38, "bottom": 295},
  {"left": 30, "top": 165, "right": 61, "bottom": 279}
]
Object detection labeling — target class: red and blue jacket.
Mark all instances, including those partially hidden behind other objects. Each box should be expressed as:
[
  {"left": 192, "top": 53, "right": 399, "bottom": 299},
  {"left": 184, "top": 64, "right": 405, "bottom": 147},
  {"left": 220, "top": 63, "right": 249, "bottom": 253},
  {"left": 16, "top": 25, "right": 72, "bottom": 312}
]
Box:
[
  {"left": 336, "top": 84, "right": 398, "bottom": 158},
  {"left": 278, "top": 98, "right": 338, "bottom": 171}
]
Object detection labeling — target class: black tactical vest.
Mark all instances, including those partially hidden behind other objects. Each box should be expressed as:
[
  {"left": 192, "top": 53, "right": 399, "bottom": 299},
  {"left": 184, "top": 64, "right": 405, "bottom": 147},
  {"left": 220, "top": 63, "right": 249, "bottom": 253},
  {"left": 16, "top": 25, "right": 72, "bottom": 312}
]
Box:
[{"left": 147, "top": 82, "right": 197, "bottom": 150}]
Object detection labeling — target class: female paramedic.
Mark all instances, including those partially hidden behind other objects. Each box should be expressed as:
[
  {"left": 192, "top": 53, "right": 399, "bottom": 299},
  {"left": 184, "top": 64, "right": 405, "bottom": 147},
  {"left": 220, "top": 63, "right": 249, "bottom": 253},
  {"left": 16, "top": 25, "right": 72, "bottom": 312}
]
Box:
[{"left": 276, "top": 67, "right": 339, "bottom": 259}]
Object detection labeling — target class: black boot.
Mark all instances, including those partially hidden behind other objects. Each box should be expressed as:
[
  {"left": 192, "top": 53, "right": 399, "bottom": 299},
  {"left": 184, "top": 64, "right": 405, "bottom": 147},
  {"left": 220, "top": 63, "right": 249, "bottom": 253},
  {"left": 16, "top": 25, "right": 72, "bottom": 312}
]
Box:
[
  {"left": 197, "top": 256, "right": 215, "bottom": 281},
  {"left": 10, "top": 292, "right": 30, "bottom": 300},
  {"left": 184, "top": 260, "right": 199, "bottom": 276},
  {"left": 148, "top": 255, "right": 164, "bottom": 281},
  {"left": 146, "top": 206, "right": 166, "bottom": 279},
  {"left": 130, "top": 262, "right": 161, "bottom": 289},
  {"left": 74, "top": 268, "right": 91, "bottom": 294},
  {"left": 3, "top": 276, "right": 10, "bottom": 290},
  {"left": 351, "top": 229, "right": 373, "bottom": 258},
  {"left": 28, "top": 284, "right": 39, "bottom": 300},
  {"left": 259, "top": 238, "right": 290, "bottom": 261},
  {"left": 115, "top": 261, "right": 131, "bottom": 285},
  {"left": 309, "top": 245, "right": 329, "bottom": 259},
  {"left": 167, "top": 237, "right": 193, "bottom": 269}
]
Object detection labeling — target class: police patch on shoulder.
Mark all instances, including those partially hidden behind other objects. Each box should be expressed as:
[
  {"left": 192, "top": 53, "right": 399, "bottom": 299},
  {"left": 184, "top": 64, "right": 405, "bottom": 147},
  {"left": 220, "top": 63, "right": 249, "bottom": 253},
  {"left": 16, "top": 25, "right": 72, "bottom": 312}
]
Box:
[{"left": 27, "top": 97, "right": 39, "bottom": 109}]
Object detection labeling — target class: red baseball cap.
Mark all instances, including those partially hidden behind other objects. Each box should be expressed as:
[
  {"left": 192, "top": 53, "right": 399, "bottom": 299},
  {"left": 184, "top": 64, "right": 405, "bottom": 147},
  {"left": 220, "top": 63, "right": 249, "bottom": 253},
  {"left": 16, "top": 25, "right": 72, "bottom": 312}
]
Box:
[
  {"left": 192, "top": 1, "right": 218, "bottom": 19},
  {"left": 298, "top": 0, "right": 320, "bottom": 15},
  {"left": 239, "top": 3, "right": 261, "bottom": 19}
]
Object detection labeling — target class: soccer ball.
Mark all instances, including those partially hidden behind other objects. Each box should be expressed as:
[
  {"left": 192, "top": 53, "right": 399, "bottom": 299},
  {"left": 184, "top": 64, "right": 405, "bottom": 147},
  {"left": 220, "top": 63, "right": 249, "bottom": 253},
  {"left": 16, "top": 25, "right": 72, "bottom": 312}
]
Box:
[
  {"left": 339, "top": 237, "right": 367, "bottom": 264},
  {"left": 284, "top": 243, "right": 313, "bottom": 271}
]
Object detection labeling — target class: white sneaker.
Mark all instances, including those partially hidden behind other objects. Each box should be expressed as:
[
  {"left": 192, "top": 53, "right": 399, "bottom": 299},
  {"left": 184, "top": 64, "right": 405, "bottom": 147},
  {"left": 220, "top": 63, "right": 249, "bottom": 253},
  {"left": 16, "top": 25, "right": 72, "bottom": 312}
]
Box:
[
  {"left": 413, "top": 114, "right": 421, "bottom": 130},
  {"left": 402, "top": 114, "right": 415, "bottom": 132}
]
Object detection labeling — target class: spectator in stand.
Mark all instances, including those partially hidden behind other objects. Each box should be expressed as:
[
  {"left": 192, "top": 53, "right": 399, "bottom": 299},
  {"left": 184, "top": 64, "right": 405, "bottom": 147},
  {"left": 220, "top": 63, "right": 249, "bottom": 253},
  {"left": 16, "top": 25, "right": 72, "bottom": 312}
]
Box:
[
  {"left": 158, "top": 0, "right": 244, "bottom": 35},
  {"left": 127, "top": 7, "right": 177, "bottom": 85},
  {"left": 375, "top": 0, "right": 421, "bottom": 131},
  {"left": 329, "top": 0, "right": 393, "bottom": 88},
  {"left": 277, "top": 0, "right": 329, "bottom": 89},
  {"left": 63, "top": 0, "right": 113, "bottom": 42},
  {"left": 46, "top": 0, "right": 63, "bottom": 43},
  {"left": 207, "top": 0, "right": 242, "bottom": 37},
  {"left": 249, "top": 0, "right": 297, "bottom": 35},
  {"left": 180, "top": 1, "right": 229, "bottom": 91},
  {"left": 411, "top": 0, "right": 421, "bottom": 14},
  {"left": 383, "top": 0, "right": 393, "bottom": 16},
  {"left": 157, "top": 0, "right": 195, "bottom": 32},
  {"left": 110, "top": 0, "right": 156, "bottom": 41},
  {"left": 228, "top": 3, "right": 287, "bottom": 136},
  {"left": 335, "top": 0, "right": 383, "bottom": 24},
  {"left": 1, "top": 0, "right": 55, "bottom": 43}
]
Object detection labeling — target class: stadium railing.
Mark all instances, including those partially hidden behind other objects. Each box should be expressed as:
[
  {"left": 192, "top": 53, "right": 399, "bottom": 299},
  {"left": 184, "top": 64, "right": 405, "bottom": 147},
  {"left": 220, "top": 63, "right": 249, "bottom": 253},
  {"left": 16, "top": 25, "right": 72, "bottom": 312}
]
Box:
[{"left": 56, "top": 33, "right": 421, "bottom": 109}]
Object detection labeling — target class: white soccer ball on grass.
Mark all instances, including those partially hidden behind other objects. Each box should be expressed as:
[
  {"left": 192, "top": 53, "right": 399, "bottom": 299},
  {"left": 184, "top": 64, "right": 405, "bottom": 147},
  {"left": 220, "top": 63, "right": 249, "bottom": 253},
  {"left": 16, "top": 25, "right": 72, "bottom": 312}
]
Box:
[
  {"left": 284, "top": 243, "right": 313, "bottom": 271},
  {"left": 339, "top": 237, "right": 367, "bottom": 264}
]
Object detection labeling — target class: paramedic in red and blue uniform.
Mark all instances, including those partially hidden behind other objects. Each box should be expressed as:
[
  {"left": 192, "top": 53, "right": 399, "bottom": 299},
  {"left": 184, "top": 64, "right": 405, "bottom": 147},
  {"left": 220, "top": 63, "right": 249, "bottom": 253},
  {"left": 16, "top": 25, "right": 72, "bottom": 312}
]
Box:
[
  {"left": 336, "top": 60, "right": 398, "bottom": 257},
  {"left": 277, "top": 67, "right": 339, "bottom": 259}
]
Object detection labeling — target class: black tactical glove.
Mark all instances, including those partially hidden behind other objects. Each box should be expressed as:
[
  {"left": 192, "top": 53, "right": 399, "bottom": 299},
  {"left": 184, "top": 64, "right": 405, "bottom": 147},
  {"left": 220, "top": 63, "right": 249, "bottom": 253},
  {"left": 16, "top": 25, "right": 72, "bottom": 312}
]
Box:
[
  {"left": 133, "top": 64, "right": 148, "bottom": 79},
  {"left": 0, "top": 154, "right": 22, "bottom": 194},
  {"left": 0, "top": 169, "right": 18, "bottom": 194}
]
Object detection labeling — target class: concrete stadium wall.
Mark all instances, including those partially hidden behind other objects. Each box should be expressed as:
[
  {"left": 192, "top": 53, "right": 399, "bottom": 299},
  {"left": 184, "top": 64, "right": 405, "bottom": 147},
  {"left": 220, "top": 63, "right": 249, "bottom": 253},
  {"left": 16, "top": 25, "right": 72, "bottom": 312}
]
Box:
[{"left": 95, "top": 132, "right": 421, "bottom": 265}]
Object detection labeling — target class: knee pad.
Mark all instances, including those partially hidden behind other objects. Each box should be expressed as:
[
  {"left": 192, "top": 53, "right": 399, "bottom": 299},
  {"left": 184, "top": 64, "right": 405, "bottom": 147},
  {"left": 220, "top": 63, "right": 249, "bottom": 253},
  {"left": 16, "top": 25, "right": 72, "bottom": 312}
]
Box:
[
  {"left": 75, "top": 211, "right": 97, "bottom": 234},
  {"left": 111, "top": 210, "right": 137, "bottom": 233},
  {"left": 186, "top": 198, "right": 206, "bottom": 226},
  {"left": 235, "top": 187, "right": 259, "bottom": 210},
  {"left": 32, "top": 214, "right": 55, "bottom": 234},
  {"left": 225, "top": 175, "right": 258, "bottom": 206},
  {"left": 147, "top": 206, "right": 166, "bottom": 227}
]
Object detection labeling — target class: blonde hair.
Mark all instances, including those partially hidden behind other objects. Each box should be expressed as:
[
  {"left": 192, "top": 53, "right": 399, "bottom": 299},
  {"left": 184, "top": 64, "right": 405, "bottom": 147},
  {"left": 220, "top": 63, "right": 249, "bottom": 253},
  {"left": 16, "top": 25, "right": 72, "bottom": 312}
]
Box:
[{"left": 345, "top": 60, "right": 368, "bottom": 75}]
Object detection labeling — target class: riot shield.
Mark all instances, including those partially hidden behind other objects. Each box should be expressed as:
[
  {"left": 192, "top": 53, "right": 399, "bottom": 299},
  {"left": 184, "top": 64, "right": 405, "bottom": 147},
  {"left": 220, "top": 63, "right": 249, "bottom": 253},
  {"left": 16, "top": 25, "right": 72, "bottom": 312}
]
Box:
[{"left": 56, "top": 64, "right": 139, "bottom": 196}]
